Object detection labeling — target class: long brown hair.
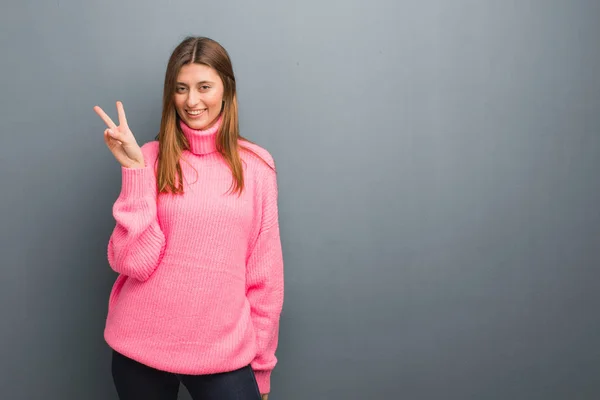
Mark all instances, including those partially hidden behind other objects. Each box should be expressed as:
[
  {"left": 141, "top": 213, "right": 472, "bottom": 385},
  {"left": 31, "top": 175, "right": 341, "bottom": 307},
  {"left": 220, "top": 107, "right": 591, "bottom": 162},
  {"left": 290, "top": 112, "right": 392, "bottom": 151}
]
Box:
[{"left": 156, "top": 36, "right": 265, "bottom": 195}]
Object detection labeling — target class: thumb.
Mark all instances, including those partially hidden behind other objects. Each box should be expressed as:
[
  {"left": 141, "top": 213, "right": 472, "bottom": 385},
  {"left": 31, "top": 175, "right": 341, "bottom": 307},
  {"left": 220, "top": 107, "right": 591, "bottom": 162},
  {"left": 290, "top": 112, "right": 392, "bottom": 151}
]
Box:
[
  {"left": 105, "top": 129, "right": 124, "bottom": 146},
  {"left": 107, "top": 129, "right": 121, "bottom": 140}
]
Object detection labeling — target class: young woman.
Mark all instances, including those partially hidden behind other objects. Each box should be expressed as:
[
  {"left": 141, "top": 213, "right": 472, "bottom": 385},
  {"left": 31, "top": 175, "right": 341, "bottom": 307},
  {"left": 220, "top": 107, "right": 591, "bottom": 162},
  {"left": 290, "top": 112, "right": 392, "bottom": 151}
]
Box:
[{"left": 93, "top": 36, "right": 284, "bottom": 400}]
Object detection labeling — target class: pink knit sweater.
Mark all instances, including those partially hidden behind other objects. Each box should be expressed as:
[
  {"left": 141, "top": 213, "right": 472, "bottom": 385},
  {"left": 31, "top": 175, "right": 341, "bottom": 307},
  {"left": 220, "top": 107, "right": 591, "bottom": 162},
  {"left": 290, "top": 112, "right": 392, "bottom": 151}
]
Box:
[{"left": 103, "top": 117, "right": 284, "bottom": 394}]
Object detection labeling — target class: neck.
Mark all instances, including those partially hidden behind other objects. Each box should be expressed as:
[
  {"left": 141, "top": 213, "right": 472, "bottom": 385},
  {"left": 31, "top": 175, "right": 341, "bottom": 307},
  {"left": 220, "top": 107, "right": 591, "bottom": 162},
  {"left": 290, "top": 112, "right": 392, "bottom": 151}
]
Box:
[{"left": 179, "top": 116, "right": 222, "bottom": 155}]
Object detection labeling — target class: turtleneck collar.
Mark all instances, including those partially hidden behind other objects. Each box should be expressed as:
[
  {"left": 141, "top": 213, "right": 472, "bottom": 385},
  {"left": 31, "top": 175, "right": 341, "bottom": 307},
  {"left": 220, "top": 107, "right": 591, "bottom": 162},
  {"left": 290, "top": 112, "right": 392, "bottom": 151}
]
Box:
[{"left": 179, "top": 115, "right": 222, "bottom": 155}]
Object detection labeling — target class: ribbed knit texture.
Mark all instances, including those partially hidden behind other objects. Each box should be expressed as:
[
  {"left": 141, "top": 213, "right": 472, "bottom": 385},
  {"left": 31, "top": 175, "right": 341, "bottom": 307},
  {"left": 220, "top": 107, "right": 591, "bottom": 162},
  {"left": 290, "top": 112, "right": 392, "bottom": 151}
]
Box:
[{"left": 103, "top": 117, "right": 284, "bottom": 394}]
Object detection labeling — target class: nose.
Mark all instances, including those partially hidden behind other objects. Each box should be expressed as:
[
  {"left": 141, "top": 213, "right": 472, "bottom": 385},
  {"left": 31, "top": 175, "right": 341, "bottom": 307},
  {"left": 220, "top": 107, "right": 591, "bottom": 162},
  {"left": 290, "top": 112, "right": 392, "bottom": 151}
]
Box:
[{"left": 186, "top": 90, "right": 201, "bottom": 108}]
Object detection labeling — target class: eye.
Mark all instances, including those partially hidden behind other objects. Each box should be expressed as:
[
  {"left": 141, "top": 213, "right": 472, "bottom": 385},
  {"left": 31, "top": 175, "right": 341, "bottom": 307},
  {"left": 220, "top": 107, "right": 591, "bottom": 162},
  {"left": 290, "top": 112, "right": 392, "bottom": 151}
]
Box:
[
  {"left": 176, "top": 86, "right": 187, "bottom": 93},
  {"left": 200, "top": 85, "right": 211, "bottom": 90}
]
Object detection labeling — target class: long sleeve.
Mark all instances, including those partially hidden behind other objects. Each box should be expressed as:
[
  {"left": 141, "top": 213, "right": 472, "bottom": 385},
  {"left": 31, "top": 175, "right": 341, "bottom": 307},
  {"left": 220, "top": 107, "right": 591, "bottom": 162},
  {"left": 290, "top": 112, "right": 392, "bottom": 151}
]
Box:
[
  {"left": 246, "top": 167, "right": 285, "bottom": 395},
  {"left": 107, "top": 143, "right": 166, "bottom": 281}
]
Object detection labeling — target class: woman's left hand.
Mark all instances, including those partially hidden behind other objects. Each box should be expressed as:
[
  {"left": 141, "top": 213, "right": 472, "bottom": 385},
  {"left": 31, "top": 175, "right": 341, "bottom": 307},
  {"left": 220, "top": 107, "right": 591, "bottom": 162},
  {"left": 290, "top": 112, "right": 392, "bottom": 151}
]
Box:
[{"left": 261, "top": 395, "right": 268, "bottom": 400}]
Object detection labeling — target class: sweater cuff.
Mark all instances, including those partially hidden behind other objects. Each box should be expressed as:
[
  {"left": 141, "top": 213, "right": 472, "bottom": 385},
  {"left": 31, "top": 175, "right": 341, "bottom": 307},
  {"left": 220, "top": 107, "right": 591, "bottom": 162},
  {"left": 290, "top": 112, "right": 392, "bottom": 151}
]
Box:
[
  {"left": 120, "top": 165, "right": 155, "bottom": 198},
  {"left": 254, "top": 370, "right": 271, "bottom": 395}
]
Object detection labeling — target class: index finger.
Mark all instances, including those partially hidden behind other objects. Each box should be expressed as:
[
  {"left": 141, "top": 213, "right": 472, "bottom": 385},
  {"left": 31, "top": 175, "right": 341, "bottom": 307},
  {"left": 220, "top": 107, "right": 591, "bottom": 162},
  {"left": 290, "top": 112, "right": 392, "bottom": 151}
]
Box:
[
  {"left": 93, "top": 105, "right": 117, "bottom": 129},
  {"left": 116, "top": 101, "right": 128, "bottom": 127}
]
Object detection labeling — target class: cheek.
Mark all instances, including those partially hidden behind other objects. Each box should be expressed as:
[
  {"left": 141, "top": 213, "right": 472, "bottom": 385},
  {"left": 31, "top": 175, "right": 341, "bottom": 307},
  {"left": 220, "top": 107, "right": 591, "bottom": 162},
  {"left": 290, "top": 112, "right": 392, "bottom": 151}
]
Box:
[
  {"left": 208, "top": 89, "right": 224, "bottom": 107},
  {"left": 173, "top": 96, "right": 185, "bottom": 109},
  {"left": 207, "top": 96, "right": 223, "bottom": 110}
]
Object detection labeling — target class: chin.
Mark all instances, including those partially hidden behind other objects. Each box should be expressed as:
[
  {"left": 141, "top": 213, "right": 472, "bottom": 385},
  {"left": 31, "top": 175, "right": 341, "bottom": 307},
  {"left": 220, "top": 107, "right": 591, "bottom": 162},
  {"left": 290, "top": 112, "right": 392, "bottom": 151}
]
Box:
[
  {"left": 185, "top": 115, "right": 218, "bottom": 130},
  {"left": 189, "top": 120, "right": 208, "bottom": 130}
]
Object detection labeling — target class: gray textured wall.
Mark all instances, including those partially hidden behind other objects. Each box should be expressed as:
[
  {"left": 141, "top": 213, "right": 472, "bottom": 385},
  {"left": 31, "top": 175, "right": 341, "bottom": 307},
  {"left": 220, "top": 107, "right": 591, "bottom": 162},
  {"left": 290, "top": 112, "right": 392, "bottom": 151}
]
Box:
[{"left": 1, "top": 1, "right": 599, "bottom": 399}]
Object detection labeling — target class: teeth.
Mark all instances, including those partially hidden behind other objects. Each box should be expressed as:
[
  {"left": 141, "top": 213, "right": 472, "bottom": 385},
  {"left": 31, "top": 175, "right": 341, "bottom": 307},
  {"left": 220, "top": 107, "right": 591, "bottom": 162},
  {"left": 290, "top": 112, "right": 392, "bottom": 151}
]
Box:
[{"left": 188, "top": 110, "right": 205, "bottom": 115}]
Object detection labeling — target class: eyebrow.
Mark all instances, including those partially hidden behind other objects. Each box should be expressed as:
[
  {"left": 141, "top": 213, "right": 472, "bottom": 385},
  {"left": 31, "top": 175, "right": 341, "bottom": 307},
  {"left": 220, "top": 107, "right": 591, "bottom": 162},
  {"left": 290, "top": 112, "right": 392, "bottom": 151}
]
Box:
[{"left": 176, "top": 81, "right": 214, "bottom": 86}]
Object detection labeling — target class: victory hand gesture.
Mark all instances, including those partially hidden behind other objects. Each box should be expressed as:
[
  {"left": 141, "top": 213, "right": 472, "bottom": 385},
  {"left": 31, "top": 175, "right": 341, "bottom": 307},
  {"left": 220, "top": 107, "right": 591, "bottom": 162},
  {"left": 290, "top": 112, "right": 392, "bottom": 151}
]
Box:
[{"left": 94, "top": 101, "right": 145, "bottom": 169}]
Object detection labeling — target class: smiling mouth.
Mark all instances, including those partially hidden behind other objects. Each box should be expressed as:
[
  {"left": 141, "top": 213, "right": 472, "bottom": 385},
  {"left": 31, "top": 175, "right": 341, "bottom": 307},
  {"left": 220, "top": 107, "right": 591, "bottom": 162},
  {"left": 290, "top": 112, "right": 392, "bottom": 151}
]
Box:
[{"left": 187, "top": 109, "right": 206, "bottom": 116}]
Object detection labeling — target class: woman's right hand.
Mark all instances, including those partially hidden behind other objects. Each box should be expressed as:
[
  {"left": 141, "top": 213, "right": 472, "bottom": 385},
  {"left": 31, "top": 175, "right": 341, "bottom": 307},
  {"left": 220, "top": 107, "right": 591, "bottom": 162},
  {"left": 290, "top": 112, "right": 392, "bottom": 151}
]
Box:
[{"left": 94, "top": 101, "right": 145, "bottom": 169}]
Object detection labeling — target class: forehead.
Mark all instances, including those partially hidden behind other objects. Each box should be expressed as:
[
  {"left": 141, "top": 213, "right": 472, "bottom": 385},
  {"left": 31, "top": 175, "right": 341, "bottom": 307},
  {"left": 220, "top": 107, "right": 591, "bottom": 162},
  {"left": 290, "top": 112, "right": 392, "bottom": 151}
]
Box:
[{"left": 177, "top": 63, "right": 220, "bottom": 83}]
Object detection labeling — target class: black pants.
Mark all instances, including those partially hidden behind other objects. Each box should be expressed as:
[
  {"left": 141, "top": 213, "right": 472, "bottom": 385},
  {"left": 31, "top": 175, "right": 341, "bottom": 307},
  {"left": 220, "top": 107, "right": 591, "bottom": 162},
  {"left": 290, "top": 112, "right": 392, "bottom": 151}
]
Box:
[{"left": 111, "top": 350, "right": 262, "bottom": 400}]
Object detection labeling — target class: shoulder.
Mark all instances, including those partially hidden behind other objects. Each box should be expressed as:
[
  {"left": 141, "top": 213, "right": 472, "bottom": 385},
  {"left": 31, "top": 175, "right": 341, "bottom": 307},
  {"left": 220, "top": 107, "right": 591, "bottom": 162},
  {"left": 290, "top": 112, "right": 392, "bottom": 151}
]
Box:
[
  {"left": 141, "top": 140, "right": 160, "bottom": 154},
  {"left": 140, "top": 140, "right": 160, "bottom": 162},
  {"left": 239, "top": 139, "right": 276, "bottom": 172}
]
